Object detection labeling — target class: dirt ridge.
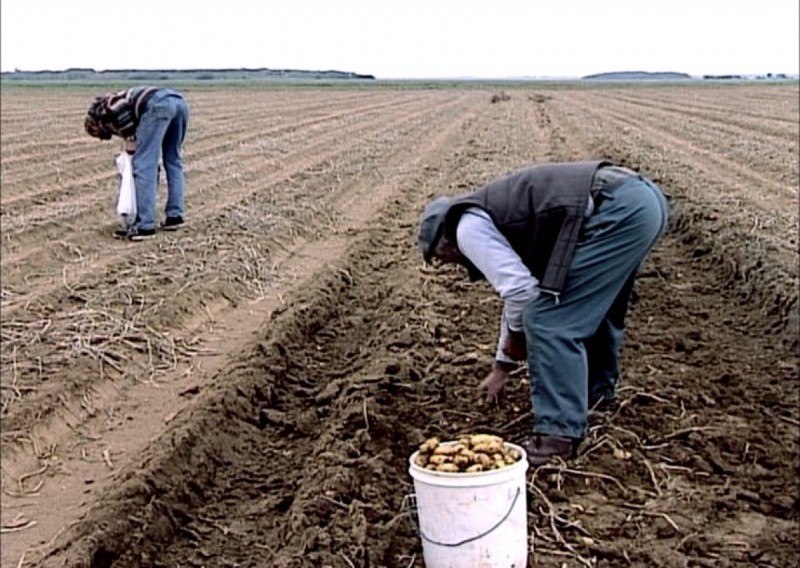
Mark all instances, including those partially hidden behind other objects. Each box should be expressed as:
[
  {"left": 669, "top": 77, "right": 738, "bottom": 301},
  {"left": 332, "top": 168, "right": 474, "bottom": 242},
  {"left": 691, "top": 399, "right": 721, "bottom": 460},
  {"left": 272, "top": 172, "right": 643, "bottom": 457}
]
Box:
[{"left": 548, "top": 92, "right": 798, "bottom": 349}]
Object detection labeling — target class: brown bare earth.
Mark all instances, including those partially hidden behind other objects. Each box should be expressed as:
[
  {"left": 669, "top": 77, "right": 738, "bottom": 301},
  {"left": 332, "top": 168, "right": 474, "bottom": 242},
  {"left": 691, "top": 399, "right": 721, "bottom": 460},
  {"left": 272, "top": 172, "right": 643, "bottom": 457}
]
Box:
[{"left": 1, "top": 83, "right": 798, "bottom": 567}]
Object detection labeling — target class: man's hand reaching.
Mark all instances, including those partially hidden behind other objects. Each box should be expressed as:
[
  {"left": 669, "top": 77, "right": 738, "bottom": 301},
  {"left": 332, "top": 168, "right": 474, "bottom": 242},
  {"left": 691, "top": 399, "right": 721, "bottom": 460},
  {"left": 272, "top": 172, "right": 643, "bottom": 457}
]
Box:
[{"left": 478, "top": 361, "right": 517, "bottom": 403}]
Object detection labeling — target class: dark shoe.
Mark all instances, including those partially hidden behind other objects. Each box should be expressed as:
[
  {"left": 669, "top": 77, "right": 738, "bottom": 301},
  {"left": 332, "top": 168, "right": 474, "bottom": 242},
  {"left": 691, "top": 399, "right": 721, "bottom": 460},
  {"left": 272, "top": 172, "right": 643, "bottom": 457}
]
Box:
[
  {"left": 525, "top": 434, "right": 580, "bottom": 466},
  {"left": 162, "top": 216, "right": 185, "bottom": 231},
  {"left": 129, "top": 228, "right": 156, "bottom": 241},
  {"left": 113, "top": 227, "right": 156, "bottom": 241}
]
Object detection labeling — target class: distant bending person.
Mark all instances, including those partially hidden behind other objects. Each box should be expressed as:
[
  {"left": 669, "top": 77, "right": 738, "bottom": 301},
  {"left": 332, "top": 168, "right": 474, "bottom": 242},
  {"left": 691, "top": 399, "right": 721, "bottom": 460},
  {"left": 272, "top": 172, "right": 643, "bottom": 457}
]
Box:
[{"left": 85, "top": 86, "right": 189, "bottom": 240}]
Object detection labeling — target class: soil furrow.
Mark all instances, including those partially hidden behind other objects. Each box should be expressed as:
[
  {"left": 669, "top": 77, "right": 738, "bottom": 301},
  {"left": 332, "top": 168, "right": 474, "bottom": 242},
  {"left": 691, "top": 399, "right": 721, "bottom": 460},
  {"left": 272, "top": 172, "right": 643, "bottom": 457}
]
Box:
[
  {"left": 562, "top": 91, "right": 798, "bottom": 198},
  {"left": 0, "top": 92, "right": 427, "bottom": 219},
  {"left": 613, "top": 85, "right": 800, "bottom": 125},
  {"left": 0, "top": 92, "right": 462, "bottom": 275},
  {"left": 607, "top": 90, "right": 799, "bottom": 149},
  {"left": 547, "top": 92, "right": 800, "bottom": 269},
  {"left": 0, "top": 94, "right": 487, "bottom": 565},
  {"left": 0, "top": 93, "right": 471, "bottom": 332},
  {"left": 547, "top": 91, "right": 799, "bottom": 349},
  {"left": 579, "top": 91, "right": 799, "bottom": 183},
  {"left": 0, "top": 89, "right": 391, "bottom": 153},
  {"left": 32, "top": 88, "right": 508, "bottom": 568},
  {"left": 0, "top": 94, "right": 479, "bottom": 441}
]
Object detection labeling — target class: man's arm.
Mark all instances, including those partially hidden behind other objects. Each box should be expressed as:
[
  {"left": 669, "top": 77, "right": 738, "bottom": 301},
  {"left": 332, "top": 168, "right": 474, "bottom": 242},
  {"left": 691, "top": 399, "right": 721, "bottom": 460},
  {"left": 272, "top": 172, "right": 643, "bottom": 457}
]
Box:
[{"left": 455, "top": 208, "right": 539, "bottom": 362}]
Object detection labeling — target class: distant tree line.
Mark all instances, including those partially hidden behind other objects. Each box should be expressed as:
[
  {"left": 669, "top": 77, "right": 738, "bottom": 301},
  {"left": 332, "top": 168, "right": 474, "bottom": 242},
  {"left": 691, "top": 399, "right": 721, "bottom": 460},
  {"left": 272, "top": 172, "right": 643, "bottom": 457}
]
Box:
[
  {"left": 582, "top": 71, "right": 692, "bottom": 81},
  {"left": 702, "top": 73, "right": 790, "bottom": 80},
  {"left": 1, "top": 67, "right": 376, "bottom": 82},
  {"left": 583, "top": 71, "right": 795, "bottom": 81}
]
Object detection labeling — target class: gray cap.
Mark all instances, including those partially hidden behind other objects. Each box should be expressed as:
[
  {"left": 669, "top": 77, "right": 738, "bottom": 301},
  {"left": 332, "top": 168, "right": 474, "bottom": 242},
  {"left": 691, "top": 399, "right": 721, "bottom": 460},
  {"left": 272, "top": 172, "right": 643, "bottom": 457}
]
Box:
[{"left": 418, "top": 196, "right": 452, "bottom": 263}]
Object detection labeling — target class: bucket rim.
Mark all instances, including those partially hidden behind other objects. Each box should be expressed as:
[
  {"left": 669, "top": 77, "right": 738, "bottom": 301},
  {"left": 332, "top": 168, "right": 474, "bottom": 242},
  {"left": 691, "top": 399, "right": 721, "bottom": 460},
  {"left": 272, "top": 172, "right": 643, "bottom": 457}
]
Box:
[{"left": 408, "top": 440, "right": 528, "bottom": 481}]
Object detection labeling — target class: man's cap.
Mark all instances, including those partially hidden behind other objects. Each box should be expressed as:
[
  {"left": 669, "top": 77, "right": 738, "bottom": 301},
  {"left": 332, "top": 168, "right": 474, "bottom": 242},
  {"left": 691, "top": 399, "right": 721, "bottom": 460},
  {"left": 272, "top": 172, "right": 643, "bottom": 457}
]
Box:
[{"left": 418, "top": 196, "right": 451, "bottom": 263}]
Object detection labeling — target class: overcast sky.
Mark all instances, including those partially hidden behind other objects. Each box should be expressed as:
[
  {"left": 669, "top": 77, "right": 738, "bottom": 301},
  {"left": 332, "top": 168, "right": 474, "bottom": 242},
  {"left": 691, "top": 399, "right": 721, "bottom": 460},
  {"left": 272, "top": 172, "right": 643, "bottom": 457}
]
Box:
[{"left": 1, "top": 0, "right": 798, "bottom": 78}]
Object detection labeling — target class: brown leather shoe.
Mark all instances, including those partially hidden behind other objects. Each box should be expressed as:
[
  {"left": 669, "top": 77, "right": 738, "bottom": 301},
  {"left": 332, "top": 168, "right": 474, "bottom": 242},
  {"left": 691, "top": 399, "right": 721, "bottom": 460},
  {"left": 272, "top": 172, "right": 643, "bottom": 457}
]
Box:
[{"left": 525, "top": 434, "right": 580, "bottom": 466}]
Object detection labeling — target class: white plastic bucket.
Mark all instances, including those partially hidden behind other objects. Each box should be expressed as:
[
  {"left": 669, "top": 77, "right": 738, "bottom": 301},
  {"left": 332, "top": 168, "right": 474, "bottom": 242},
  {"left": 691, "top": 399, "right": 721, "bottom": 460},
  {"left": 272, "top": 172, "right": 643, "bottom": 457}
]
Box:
[{"left": 408, "top": 442, "right": 530, "bottom": 568}]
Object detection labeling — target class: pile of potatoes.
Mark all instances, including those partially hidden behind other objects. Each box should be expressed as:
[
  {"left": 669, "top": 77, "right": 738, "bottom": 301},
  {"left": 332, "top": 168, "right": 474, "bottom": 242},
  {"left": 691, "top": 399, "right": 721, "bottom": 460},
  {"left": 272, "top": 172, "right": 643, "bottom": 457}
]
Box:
[{"left": 413, "top": 434, "right": 521, "bottom": 473}]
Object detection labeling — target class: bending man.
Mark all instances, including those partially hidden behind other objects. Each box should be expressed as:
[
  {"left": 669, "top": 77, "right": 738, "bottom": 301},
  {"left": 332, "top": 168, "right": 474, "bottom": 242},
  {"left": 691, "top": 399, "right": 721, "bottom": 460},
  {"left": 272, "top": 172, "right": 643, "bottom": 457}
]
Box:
[
  {"left": 417, "top": 161, "right": 669, "bottom": 465},
  {"left": 85, "top": 86, "right": 189, "bottom": 241}
]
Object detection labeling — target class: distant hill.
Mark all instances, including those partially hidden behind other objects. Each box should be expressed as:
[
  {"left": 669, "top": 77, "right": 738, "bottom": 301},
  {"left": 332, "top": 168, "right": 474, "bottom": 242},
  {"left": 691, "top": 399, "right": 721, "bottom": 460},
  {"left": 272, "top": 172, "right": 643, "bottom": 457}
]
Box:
[
  {"left": 0, "top": 67, "right": 376, "bottom": 82},
  {"left": 582, "top": 71, "right": 691, "bottom": 81}
]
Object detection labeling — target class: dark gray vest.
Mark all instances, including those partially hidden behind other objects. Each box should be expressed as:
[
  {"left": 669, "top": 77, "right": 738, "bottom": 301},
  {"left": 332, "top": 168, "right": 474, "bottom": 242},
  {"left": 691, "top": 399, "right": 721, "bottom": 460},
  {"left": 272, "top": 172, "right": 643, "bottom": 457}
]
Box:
[{"left": 443, "top": 160, "right": 610, "bottom": 295}]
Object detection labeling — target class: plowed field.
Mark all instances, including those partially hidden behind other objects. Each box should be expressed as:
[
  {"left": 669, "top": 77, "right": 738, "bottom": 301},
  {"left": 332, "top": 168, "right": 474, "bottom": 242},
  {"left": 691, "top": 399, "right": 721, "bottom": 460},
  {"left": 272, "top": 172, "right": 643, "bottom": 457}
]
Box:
[{"left": 1, "top": 83, "right": 798, "bottom": 568}]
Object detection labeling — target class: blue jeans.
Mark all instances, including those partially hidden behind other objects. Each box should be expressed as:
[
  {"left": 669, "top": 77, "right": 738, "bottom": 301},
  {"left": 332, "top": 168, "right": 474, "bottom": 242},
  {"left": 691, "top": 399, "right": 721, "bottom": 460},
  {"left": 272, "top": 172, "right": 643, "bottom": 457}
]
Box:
[
  {"left": 132, "top": 90, "right": 189, "bottom": 231},
  {"left": 524, "top": 177, "right": 669, "bottom": 438}
]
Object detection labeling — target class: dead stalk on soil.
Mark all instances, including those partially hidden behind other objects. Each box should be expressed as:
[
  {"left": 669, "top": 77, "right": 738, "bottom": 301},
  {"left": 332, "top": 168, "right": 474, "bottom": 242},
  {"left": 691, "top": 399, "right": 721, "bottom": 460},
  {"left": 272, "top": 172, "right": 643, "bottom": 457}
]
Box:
[
  {"left": 1, "top": 514, "right": 37, "bottom": 533},
  {"left": 642, "top": 510, "right": 681, "bottom": 532},
  {"left": 653, "top": 426, "right": 717, "bottom": 444},
  {"left": 536, "top": 465, "right": 628, "bottom": 495},
  {"left": 102, "top": 448, "right": 114, "bottom": 469},
  {"left": 642, "top": 458, "right": 662, "bottom": 497},
  {"left": 529, "top": 482, "right": 594, "bottom": 567}
]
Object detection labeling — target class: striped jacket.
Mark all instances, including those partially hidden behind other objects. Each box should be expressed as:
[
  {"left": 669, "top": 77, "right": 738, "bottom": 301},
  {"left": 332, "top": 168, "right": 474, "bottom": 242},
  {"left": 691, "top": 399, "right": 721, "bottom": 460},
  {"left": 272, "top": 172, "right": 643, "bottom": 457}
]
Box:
[{"left": 84, "top": 86, "right": 159, "bottom": 140}]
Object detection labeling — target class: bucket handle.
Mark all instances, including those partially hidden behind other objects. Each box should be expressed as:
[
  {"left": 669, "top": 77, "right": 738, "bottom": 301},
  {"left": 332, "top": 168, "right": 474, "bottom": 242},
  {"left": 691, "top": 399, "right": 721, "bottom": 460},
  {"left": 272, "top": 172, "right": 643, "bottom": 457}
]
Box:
[{"left": 420, "top": 486, "right": 521, "bottom": 548}]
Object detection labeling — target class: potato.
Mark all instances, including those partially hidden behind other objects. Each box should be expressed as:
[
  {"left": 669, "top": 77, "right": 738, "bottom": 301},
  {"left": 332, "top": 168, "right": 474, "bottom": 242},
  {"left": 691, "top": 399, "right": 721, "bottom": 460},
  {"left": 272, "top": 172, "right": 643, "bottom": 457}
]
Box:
[
  {"left": 419, "top": 437, "right": 440, "bottom": 454},
  {"left": 428, "top": 454, "right": 451, "bottom": 466},
  {"left": 415, "top": 433, "right": 520, "bottom": 473},
  {"left": 433, "top": 443, "right": 465, "bottom": 456},
  {"left": 470, "top": 434, "right": 503, "bottom": 446},
  {"left": 453, "top": 454, "right": 471, "bottom": 467},
  {"left": 476, "top": 453, "right": 494, "bottom": 468},
  {"left": 473, "top": 442, "right": 503, "bottom": 455},
  {"left": 459, "top": 449, "right": 477, "bottom": 462}
]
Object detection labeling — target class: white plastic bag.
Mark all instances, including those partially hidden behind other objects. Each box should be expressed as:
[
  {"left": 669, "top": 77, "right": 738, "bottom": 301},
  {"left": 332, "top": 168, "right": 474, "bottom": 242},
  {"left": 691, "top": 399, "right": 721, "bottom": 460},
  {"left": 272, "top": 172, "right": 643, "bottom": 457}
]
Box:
[{"left": 115, "top": 152, "right": 137, "bottom": 228}]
